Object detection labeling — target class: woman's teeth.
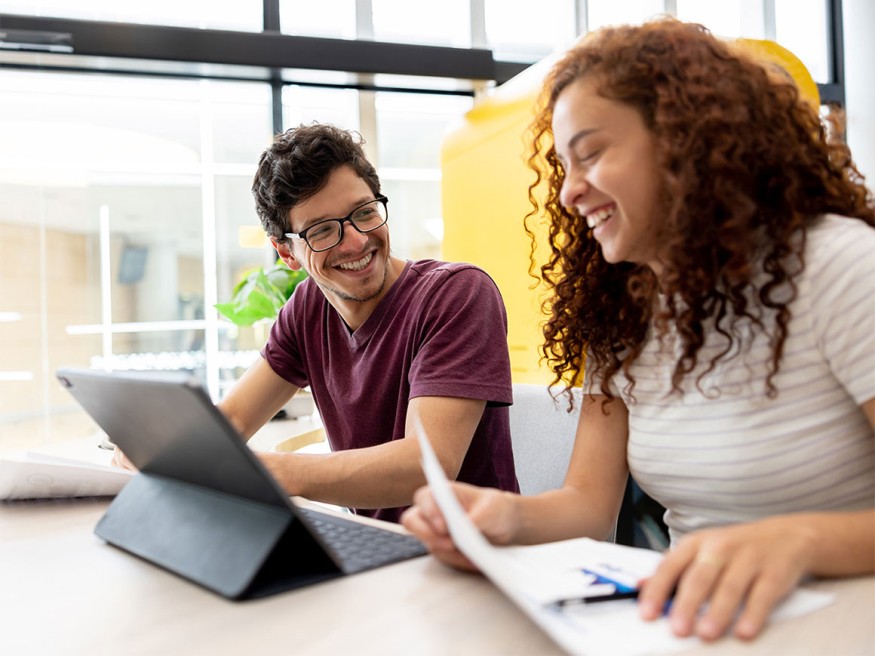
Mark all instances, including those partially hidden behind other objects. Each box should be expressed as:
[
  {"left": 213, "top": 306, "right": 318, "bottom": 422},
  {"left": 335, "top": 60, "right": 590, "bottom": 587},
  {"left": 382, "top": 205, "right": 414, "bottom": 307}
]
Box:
[
  {"left": 338, "top": 252, "right": 373, "bottom": 271},
  {"left": 586, "top": 207, "right": 613, "bottom": 229}
]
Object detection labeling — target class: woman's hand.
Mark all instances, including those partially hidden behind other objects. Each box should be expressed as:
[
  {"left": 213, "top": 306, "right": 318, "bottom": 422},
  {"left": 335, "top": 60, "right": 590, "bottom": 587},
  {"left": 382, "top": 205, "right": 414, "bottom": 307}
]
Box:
[
  {"left": 637, "top": 516, "right": 818, "bottom": 641},
  {"left": 401, "top": 482, "right": 521, "bottom": 572}
]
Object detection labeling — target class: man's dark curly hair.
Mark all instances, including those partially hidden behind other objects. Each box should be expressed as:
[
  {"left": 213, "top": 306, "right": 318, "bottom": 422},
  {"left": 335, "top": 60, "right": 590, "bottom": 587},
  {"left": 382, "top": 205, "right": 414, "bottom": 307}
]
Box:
[
  {"left": 252, "top": 123, "right": 381, "bottom": 240},
  {"left": 525, "top": 19, "right": 875, "bottom": 408}
]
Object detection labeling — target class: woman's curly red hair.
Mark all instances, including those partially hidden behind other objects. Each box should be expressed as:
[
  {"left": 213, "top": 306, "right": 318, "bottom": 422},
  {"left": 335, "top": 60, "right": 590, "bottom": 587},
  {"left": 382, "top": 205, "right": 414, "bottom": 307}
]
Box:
[{"left": 526, "top": 19, "right": 874, "bottom": 407}]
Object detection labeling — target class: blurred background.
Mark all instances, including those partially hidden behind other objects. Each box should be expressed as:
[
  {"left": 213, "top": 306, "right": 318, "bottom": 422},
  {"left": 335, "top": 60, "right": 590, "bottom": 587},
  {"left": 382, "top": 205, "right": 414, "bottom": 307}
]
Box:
[{"left": 0, "top": 0, "right": 871, "bottom": 452}]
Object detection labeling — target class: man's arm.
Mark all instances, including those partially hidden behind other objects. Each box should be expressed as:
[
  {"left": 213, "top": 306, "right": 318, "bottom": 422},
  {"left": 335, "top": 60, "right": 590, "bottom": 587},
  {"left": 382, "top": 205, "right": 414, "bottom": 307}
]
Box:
[
  {"left": 256, "top": 395, "right": 486, "bottom": 509},
  {"left": 218, "top": 357, "right": 300, "bottom": 440}
]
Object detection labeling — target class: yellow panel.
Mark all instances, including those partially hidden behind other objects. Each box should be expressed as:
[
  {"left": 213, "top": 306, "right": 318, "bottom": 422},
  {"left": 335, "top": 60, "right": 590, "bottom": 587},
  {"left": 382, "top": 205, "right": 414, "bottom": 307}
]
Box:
[
  {"left": 734, "top": 39, "right": 820, "bottom": 109},
  {"left": 442, "top": 64, "right": 552, "bottom": 384}
]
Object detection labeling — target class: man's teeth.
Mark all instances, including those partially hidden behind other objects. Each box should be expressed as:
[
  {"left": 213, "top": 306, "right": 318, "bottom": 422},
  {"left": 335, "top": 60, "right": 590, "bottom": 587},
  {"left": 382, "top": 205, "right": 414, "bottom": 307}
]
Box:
[
  {"left": 338, "top": 252, "right": 373, "bottom": 271},
  {"left": 586, "top": 208, "right": 613, "bottom": 229}
]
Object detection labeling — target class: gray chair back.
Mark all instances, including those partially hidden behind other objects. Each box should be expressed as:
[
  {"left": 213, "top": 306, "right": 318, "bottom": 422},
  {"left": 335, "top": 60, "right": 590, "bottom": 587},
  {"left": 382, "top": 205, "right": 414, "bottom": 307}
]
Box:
[{"left": 508, "top": 383, "right": 580, "bottom": 496}]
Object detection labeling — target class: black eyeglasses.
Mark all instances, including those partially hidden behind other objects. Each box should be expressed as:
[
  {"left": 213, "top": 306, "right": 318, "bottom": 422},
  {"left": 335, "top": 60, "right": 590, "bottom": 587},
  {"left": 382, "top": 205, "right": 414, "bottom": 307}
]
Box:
[{"left": 284, "top": 196, "right": 389, "bottom": 252}]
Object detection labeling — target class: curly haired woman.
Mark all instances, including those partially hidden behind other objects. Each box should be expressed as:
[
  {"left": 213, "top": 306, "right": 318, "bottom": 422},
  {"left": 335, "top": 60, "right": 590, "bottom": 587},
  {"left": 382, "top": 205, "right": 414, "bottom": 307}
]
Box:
[{"left": 403, "top": 19, "right": 875, "bottom": 642}]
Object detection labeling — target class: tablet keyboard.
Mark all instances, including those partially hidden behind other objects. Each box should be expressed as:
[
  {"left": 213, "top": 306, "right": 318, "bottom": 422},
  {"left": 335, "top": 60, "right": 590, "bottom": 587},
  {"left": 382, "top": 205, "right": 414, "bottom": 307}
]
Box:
[{"left": 297, "top": 507, "right": 428, "bottom": 573}]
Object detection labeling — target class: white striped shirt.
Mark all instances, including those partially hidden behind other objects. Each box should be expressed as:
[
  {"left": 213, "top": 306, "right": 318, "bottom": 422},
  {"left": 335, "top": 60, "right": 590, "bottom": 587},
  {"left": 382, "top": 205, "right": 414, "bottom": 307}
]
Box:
[{"left": 588, "top": 214, "right": 875, "bottom": 544}]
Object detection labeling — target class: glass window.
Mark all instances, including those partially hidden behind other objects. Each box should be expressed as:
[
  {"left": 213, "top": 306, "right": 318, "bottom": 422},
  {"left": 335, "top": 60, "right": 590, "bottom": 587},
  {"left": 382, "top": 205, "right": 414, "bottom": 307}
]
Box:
[
  {"left": 375, "top": 91, "right": 473, "bottom": 260},
  {"left": 279, "top": 0, "right": 357, "bottom": 39},
  {"left": 375, "top": 92, "right": 473, "bottom": 169},
  {"left": 282, "top": 85, "right": 359, "bottom": 131},
  {"left": 587, "top": 0, "right": 664, "bottom": 31},
  {"left": 0, "top": 0, "right": 263, "bottom": 31},
  {"left": 372, "top": 0, "right": 470, "bottom": 48},
  {"left": 0, "top": 69, "right": 271, "bottom": 452},
  {"left": 379, "top": 178, "right": 444, "bottom": 261},
  {"left": 775, "top": 0, "right": 830, "bottom": 83},
  {"left": 214, "top": 174, "right": 274, "bottom": 397},
  {"left": 674, "top": 0, "right": 828, "bottom": 85},
  {"left": 207, "top": 83, "right": 274, "bottom": 164},
  {"left": 486, "top": 0, "right": 576, "bottom": 61},
  {"left": 98, "top": 180, "right": 204, "bottom": 328},
  {"left": 676, "top": 0, "right": 746, "bottom": 38}
]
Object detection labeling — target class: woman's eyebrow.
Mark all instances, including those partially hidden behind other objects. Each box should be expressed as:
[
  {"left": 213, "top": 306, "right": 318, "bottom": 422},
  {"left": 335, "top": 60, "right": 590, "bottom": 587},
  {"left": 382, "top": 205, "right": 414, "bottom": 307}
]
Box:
[{"left": 567, "top": 128, "right": 599, "bottom": 152}]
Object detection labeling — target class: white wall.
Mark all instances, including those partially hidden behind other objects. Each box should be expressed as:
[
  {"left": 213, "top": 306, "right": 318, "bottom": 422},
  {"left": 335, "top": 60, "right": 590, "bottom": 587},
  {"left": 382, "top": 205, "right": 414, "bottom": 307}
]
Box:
[{"left": 843, "top": 0, "right": 875, "bottom": 184}]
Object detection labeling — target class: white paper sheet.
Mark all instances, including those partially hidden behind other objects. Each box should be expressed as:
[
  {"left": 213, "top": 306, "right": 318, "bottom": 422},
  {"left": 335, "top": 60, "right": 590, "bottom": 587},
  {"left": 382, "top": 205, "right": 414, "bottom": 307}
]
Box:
[
  {"left": 0, "top": 451, "right": 134, "bottom": 500},
  {"left": 414, "top": 422, "right": 834, "bottom": 656}
]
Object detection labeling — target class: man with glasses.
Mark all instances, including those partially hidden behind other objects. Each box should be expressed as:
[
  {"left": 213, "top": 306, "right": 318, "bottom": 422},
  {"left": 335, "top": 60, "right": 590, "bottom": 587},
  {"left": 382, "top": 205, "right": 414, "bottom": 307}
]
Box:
[{"left": 218, "top": 123, "right": 519, "bottom": 523}]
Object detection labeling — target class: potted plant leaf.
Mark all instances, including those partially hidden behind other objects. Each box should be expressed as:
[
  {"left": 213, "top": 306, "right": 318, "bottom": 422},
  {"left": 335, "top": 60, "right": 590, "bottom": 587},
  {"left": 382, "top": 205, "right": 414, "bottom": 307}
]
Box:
[
  {"left": 215, "top": 259, "right": 308, "bottom": 327},
  {"left": 216, "top": 260, "right": 314, "bottom": 418}
]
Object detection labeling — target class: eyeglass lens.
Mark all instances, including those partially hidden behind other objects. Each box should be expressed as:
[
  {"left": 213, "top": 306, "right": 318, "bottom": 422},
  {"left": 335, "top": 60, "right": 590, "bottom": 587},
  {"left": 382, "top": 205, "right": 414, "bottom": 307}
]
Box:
[{"left": 306, "top": 199, "right": 387, "bottom": 251}]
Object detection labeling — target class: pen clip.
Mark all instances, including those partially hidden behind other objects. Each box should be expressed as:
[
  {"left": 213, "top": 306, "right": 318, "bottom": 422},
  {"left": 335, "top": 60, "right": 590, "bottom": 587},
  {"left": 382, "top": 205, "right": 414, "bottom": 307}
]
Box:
[{"left": 581, "top": 566, "right": 638, "bottom": 594}]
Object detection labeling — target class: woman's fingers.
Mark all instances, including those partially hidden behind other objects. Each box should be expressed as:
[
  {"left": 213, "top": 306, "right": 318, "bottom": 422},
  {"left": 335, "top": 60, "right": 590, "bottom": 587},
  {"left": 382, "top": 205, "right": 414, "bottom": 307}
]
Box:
[
  {"left": 640, "top": 520, "right": 811, "bottom": 641},
  {"left": 733, "top": 563, "right": 800, "bottom": 639},
  {"left": 638, "top": 541, "right": 695, "bottom": 621},
  {"left": 693, "top": 552, "right": 758, "bottom": 640},
  {"left": 410, "top": 485, "right": 449, "bottom": 536},
  {"left": 401, "top": 488, "right": 479, "bottom": 572}
]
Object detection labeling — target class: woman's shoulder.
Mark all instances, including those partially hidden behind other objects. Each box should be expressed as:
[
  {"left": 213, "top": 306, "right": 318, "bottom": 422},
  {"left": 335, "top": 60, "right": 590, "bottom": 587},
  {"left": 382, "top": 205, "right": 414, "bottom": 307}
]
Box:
[
  {"left": 799, "top": 214, "right": 875, "bottom": 308},
  {"left": 807, "top": 213, "right": 875, "bottom": 241},
  {"left": 804, "top": 214, "right": 875, "bottom": 265}
]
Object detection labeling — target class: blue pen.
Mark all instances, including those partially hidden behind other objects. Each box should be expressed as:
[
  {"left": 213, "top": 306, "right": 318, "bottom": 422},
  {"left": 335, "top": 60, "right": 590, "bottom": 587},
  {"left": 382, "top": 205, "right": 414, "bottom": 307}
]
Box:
[
  {"left": 550, "top": 566, "right": 674, "bottom": 612},
  {"left": 548, "top": 566, "right": 639, "bottom": 608},
  {"left": 581, "top": 566, "right": 638, "bottom": 593},
  {"left": 551, "top": 589, "right": 639, "bottom": 608}
]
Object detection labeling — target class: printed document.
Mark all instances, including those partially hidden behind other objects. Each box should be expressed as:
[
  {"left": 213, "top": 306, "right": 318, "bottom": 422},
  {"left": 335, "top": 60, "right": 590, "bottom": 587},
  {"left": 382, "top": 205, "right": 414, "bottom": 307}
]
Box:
[
  {"left": 415, "top": 423, "right": 833, "bottom": 656},
  {"left": 0, "top": 451, "right": 133, "bottom": 501}
]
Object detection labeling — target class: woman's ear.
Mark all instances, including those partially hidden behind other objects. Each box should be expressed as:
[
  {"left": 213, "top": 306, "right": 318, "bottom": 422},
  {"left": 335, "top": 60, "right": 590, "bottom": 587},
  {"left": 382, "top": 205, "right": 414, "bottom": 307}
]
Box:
[{"left": 271, "top": 239, "right": 303, "bottom": 271}]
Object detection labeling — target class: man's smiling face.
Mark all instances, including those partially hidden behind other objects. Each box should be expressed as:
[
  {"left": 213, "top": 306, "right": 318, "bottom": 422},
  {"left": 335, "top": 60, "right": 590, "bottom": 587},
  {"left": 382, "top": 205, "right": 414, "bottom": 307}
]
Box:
[{"left": 274, "top": 165, "right": 397, "bottom": 326}]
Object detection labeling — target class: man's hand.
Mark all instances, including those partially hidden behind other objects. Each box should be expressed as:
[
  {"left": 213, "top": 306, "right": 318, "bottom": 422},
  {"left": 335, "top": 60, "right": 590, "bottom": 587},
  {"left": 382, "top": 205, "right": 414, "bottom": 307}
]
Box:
[{"left": 111, "top": 446, "right": 138, "bottom": 472}]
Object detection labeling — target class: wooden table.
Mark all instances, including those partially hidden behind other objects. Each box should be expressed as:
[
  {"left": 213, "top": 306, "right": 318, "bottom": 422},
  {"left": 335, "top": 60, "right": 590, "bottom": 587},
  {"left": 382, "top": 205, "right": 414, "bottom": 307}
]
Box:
[
  {"left": 1, "top": 499, "right": 872, "bottom": 656},
  {"left": 247, "top": 416, "right": 327, "bottom": 453}
]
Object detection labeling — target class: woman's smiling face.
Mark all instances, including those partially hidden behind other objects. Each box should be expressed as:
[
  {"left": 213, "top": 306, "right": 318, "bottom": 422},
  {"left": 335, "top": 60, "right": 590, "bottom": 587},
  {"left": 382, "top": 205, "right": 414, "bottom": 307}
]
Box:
[{"left": 552, "top": 76, "right": 666, "bottom": 274}]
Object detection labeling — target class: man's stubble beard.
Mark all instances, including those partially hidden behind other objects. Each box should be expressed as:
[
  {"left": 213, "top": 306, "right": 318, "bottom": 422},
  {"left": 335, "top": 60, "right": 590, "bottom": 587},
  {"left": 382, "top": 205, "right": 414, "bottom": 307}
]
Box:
[{"left": 315, "top": 251, "right": 390, "bottom": 304}]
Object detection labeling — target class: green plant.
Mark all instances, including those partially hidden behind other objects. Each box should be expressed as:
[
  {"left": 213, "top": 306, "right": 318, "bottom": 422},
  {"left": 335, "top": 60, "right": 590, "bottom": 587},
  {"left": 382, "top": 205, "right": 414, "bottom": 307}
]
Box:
[{"left": 215, "top": 260, "right": 307, "bottom": 326}]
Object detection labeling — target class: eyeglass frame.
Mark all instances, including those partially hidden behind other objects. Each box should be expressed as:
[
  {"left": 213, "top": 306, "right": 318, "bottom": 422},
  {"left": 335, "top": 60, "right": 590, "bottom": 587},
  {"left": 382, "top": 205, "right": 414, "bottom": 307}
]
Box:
[{"left": 283, "top": 195, "right": 389, "bottom": 252}]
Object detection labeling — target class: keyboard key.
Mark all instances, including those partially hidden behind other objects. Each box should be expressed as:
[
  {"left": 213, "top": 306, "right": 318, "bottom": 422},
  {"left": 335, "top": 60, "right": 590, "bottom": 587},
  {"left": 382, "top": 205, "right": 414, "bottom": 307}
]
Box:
[{"left": 297, "top": 507, "right": 427, "bottom": 573}]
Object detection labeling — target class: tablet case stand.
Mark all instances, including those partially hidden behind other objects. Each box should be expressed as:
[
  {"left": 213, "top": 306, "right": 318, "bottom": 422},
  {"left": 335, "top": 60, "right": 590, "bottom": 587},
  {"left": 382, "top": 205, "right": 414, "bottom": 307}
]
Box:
[
  {"left": 97, "top": 473, "right": 343, "bottom": 599},
  {"left": 56, "top": 367, "right": 347, "bottom": 601}
]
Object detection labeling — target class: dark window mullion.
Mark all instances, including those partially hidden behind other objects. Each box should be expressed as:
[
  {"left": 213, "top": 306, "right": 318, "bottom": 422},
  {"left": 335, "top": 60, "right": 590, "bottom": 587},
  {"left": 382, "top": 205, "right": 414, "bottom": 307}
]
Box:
[
  {"left": 264, "top": 0, "right": 282, "bottom": 133},
  {"left": 826, "top": 0, "right": 845, "bottom": 106}
]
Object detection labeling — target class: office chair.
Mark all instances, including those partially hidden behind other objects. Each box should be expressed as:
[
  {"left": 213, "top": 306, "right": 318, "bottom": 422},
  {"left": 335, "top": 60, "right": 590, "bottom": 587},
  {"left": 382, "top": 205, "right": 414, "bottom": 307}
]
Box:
[
  {"left": 508, "top": 383, "right": 668, "bottom": 549},
  {"left": 508, "top": 383, "right": 579, "bottom": 496}
]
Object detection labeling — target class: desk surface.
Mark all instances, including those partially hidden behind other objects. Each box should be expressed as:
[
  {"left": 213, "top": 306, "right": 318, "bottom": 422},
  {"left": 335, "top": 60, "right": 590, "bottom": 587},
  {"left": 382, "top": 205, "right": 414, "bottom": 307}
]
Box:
[{"left": 1, "top": 499, "right": 872, "bottom": 656}]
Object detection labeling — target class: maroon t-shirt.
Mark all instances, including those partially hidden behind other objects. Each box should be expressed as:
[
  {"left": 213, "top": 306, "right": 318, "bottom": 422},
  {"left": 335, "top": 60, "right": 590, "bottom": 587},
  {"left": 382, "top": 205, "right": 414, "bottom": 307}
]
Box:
[{"left": 262, "top": 259, "right": 518, "bottom": 522}]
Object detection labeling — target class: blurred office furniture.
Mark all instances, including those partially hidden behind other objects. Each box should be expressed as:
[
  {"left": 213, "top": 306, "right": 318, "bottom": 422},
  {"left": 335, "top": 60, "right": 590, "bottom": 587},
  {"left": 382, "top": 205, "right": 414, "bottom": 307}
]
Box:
[
  {"left": 509, "top": 382, "right": 668, "bottom": 549},
  {"left": 508, "top": 383, "right": 578, "bottom": 496}
]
